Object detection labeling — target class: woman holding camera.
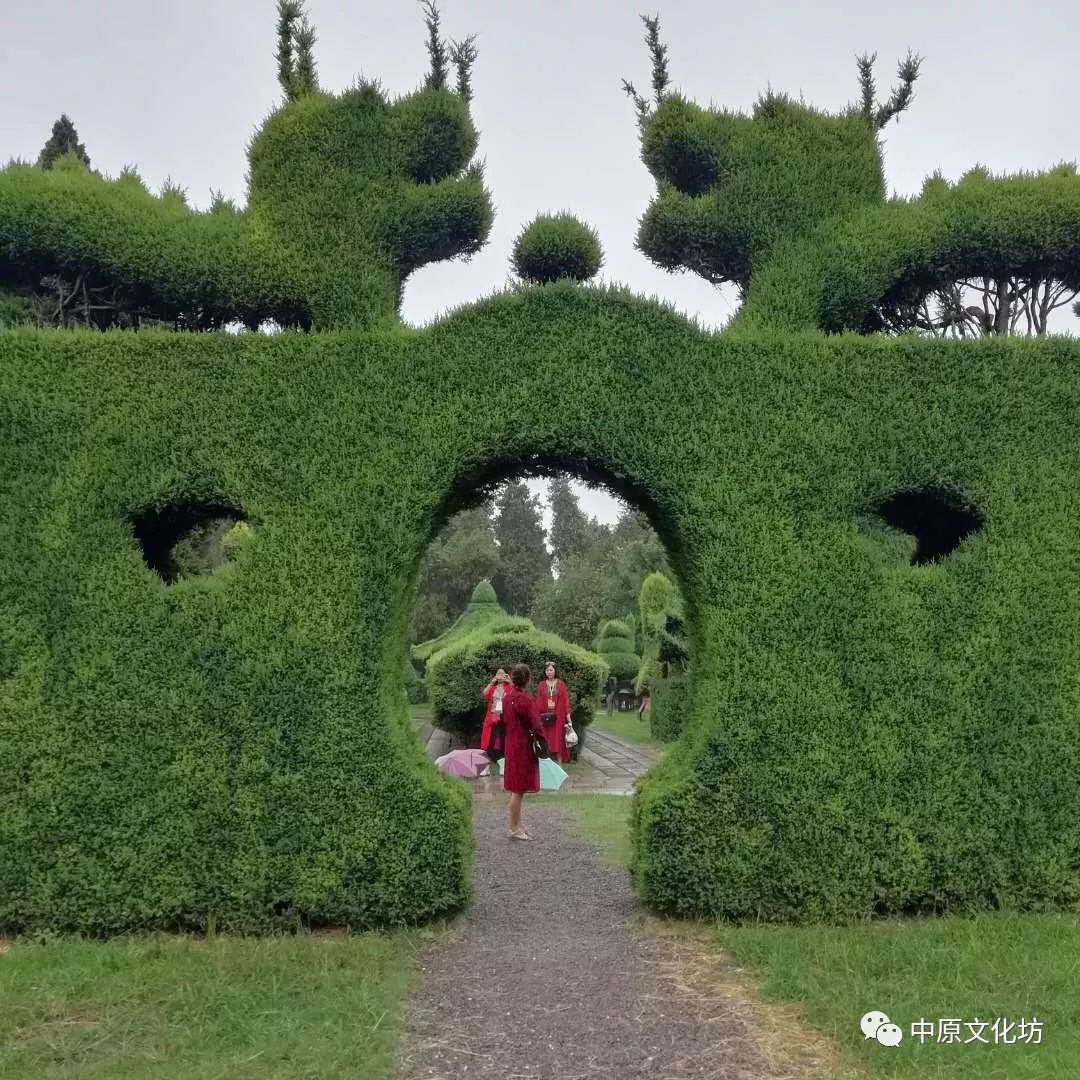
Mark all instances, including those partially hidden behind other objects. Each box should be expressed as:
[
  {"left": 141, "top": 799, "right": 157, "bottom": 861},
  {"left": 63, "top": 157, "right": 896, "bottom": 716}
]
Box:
[
  {"left": 502, "top": 663, "right": 544, "bottom": 840},
  {"left": 480, "top": 667, "right": 510, "bottom": 758}
]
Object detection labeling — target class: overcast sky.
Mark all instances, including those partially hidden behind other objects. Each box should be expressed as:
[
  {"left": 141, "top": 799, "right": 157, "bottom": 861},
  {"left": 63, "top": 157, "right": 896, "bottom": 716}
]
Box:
[{"left": 3, "top": 0, "right": 1076, "bottom": 524}]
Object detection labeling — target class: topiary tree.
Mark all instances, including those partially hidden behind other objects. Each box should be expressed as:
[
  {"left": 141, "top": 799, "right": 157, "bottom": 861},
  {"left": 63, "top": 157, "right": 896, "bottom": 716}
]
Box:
[
  {"left": 412, "top": 579, "right": 525, "bottom": 665},
  {"left": 427, "top": 624, "right": 607, "bottom": 744},
  {"left": 625, "top": 15, "right": 1080, "bottom": 336},
  {"left": 648, "top": 669, "right": 691, "bottom": 743},
  {"left": 0, "top": 2, "right": 493, "bottom": 331},
  {"left": 511, "top": 213, "right": 603, "bottom": 284},
  {"left": 595, "top": 618, "right": 640, "bottom": 684},
  {"left": 634, "top": 571, "right": 675, "bottom": 695}
]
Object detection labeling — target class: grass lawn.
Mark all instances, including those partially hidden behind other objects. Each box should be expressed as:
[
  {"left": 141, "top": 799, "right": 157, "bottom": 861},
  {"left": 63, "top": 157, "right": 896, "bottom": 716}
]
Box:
[
  {"left": 535, "top": 791, "right": 634, "bottom": 867},
  {"left": 0, "top": 930, "right": 423, "bottom": 1080},
  {"left": 556, "top": 793, "right": 1079, "bottom": 1080},
  {"left": 590, "top": 709, "right": 664, "bottom": 749},
  {"left": 408, "top": 702, "right": 431, "bottom": 722}
]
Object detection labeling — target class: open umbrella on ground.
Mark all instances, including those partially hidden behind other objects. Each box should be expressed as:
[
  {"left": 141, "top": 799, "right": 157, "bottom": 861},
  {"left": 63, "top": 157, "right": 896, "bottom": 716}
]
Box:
[
  {"left": 434, "top": 749, "right": 493, "bottom": 779},
  {"left": 539, "top": 757, "right": 568, "bottom": 790}
]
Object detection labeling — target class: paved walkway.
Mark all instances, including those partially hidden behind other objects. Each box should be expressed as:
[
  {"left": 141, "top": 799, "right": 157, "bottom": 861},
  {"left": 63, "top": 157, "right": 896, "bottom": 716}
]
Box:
[
  {"left": 396, "top": 802, "right": 785, "bottom": 1080},
  {"left": 412, "top": 712, "right": 662, "bottom": 794}
]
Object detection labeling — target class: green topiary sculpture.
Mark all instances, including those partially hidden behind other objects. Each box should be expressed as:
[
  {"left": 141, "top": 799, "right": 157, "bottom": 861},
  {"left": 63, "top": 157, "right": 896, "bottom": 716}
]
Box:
[
  {"left": 625, "top": 15, "right": 1080, "bottom": 335},
  {"left": 595, "top": 619, "right": 640, "bottom": 683},
  {"left": 1, "top": 6, "right": 1079, "bottom": 935},
  {"left": 511, "top": 213, "right": 604, "bottom": 284},
  {"left": 411, "top": 579, "right": 526, "bottom": 665},
  {"left": 0, "top": 1, "right": 493, "bottom": 330}
]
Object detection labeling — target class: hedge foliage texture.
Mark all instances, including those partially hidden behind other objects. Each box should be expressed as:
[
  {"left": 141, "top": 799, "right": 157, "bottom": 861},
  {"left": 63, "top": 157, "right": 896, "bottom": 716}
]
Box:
[
  {"left": 2, "top": 7, "right": 1080, "bottom": 931},
  {"left": 2, "top": 288, "right": 1079, "bottom": 929}
]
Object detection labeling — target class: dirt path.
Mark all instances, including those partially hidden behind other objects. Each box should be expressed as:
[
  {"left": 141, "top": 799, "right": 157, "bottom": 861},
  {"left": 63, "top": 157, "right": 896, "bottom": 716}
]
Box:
[{"left": 397, "top": 801, "right": 818, "bottom": 1080}]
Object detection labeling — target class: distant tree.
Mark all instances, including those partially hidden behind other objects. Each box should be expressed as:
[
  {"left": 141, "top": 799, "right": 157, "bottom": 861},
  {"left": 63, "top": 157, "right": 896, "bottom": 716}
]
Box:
[
  {"left": 409, "top": 504, "right": 499, "bottom": 642},
  {"left": 530, "top": 551, "right": 613, "bottom": 648},
  {"left": 548, "top": 477, "right": 601, "bottom": 571},
  {"left": 492, "top": 481, "right": 552, "bottom": 615},
  {"left": 37, "top": 114, "right": 90, "bottom": 171}
]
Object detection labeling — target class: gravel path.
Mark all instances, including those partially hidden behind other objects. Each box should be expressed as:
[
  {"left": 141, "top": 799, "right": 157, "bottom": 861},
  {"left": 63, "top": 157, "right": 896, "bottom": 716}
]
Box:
[{"left": 397, "top": 801, "right": 784, "bottom": 1080}]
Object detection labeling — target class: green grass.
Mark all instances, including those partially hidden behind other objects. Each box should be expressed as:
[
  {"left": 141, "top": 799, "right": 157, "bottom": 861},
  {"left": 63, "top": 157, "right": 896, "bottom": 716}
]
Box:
[
  {"left": 0, "top": 931, "right": 422, "bottom": 1079},
  {"left": 408, "top": 702, "right": 432, "bottom": 722},
  {"left": 555, "top": 793, "right": 1079, "bottom": 1079},
  {"left": 717, "top": 914, "right": 1078, "bottom": 1080},
  {"left": 537, "top": 792, "right": 634, "bottom": 867},
  {"left": 590, "top": 710, "right": 664, "bottom": 749}
]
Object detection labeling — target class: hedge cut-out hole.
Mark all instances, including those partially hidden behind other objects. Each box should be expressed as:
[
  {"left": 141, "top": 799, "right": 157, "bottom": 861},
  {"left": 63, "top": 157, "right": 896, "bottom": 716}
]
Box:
[
  {"left": 130, "top": 501, "right": 251, "bottom": 583},
  {"left": 874, "top": 489, "right": 982, "bottom": 565}
]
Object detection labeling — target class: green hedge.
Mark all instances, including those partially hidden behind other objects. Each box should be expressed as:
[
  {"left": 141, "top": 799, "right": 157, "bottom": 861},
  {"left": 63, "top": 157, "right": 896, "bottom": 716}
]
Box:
[
  {"left": 2, "top": 285, "right": 1079, "bottom": 931},
  {"left": 426, "top": 625, "right": 607, "bottom": 740},
  {"left": 511, "top": 212, "right": 603, "bottom": 284},
  {"left": 648, "top": 672, "right": 691, "bottom": 743}
]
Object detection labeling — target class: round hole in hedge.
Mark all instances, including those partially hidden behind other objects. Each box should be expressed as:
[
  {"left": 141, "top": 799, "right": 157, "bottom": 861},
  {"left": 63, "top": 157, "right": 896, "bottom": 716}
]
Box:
[
  {"left": 410, "top": 458, "right": 688, "bottom": 757},
  {"left": 874, "top": 488, "right": 983, "bottom": 565},
  {"left": 130, "top": 499, "right": 252, "bottom": 584}
]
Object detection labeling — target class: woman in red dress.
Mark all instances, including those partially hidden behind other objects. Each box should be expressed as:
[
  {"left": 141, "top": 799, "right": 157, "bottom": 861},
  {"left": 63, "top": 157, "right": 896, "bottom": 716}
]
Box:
[
  {"left": 537, "top": 661, "right": 573, "bottom": 764},
  {"left": 480, "top": 668, "right": 510, "bottom": 757},
  {"left": 502, "top": 663, "right": 544, "bottom": 840}
]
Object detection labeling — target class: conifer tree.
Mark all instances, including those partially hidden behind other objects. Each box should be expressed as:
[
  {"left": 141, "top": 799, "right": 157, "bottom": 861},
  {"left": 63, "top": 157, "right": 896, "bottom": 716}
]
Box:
[{"left": 37, "top": 114, "right": 90, "bottom": 170}]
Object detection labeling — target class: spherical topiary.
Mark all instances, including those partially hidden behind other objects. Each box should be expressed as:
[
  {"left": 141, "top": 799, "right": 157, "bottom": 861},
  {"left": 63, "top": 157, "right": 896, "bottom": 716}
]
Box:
[{"left": 511, "top": 213, "right": 603, "bottom": 284}]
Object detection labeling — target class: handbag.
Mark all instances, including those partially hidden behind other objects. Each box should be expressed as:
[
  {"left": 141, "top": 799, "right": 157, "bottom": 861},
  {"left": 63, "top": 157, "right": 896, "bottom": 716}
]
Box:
[
  {"left": 539, "top": 711, "right": 557, "bottom": 727},
  {"left": 529, "top": 731, "right": 550, "bottom": 759},
  {"left": 563, "top": 720, "right": 578, "bottom": 748}
]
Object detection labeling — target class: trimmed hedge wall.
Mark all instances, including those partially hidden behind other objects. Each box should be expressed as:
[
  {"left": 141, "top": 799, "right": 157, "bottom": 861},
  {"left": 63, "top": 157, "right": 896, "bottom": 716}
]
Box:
[
  {"left": 427, "top": 626, "right": 607, "bottom": 740},
  {"left": 2, "top": 285, "right": 1079, "bottom": 931},
  {"left": 648, "top": 671, "right": 691, "bottom": 743}
]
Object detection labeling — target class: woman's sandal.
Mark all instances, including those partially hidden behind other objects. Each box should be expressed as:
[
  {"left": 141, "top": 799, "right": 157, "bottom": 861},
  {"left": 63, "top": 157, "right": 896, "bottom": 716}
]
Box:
[{"left": 509, "top": 829, "right": 533, "bottom": 841}]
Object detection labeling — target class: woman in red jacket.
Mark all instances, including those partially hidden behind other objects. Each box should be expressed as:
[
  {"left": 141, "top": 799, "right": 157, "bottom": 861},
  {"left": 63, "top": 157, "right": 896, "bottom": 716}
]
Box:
[
  {"left": 480, "top": 667, "right": 510, "bottom": 758},
  {"left": 502, "top": 663, "right": 544, "bottom": 840},
  {"left": 537, "top": 661, "right": 573, "bottom": 764}
]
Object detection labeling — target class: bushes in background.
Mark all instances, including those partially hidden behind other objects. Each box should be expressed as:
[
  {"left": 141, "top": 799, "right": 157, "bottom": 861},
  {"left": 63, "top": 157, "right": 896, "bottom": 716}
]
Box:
[
  {"left": 427, "top": 624, "right": 607, "bottom": 741},
  {"left": 595, "top": 619, "right": 640, "bottom": 684}
]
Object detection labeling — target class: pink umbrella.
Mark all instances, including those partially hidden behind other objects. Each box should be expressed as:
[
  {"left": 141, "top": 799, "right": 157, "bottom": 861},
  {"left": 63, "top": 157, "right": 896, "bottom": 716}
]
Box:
[{"left": 434, "top": 749, "right": 493, "bottom": 779}]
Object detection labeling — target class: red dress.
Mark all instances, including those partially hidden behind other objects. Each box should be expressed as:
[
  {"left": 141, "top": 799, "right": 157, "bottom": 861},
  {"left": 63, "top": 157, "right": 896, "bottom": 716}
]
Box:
[
  {"left": 480, "top": 681, "right": 509, "bottom": 755},
  {"left": 502, "top": 687, "right": 541, "bottom": 794},
  {"left": 536, "top": 677, "right": 572, "bottom": 764}
]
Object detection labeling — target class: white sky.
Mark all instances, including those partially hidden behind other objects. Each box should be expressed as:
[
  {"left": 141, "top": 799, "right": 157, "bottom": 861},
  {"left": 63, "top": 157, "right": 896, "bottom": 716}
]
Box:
[{"left": 2, "top": 0, "right": 1077, "bottom": 524}]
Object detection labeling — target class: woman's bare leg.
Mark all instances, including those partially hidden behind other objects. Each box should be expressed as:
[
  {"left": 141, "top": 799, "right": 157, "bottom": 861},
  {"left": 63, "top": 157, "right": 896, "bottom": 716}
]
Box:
[{"left": 509, "top": 792, "right": 523, "bottom": 833}]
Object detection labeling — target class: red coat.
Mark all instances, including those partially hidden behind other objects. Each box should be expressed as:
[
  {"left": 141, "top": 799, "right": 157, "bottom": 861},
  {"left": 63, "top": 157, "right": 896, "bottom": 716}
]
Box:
[
  {"left": 480, "top": 681, "right": 510, "bottom": 755},
  {"left": 502, "top": 687, "right": 542, "bottom": 794},
  {"left": 536, "top": 677, "right": 572, "bottom": 764}
]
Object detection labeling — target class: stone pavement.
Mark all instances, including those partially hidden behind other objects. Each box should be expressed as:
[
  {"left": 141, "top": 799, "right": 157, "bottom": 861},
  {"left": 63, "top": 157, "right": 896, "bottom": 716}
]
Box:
[{"left": 412, "top": 711, "right": 662, "bottom": 794}]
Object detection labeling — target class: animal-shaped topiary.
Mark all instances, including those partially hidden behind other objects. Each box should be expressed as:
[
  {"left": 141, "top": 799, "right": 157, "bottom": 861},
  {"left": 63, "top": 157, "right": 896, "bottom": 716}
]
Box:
[
  {"left": 0, "top": 1, "right": 493, "bottom": 330},
  {"left": 625, "top": 16, "right": 1080, "bottom": 335}
]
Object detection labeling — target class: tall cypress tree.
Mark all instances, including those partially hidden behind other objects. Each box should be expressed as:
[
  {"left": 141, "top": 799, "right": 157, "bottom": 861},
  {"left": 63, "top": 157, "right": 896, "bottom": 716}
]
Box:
[
  {"left": 37, "top": 114, "right": 90, "bottom": 170},
  {"left": 493, "top": 481, "right": 552, "bottom": 615},
  {"left": 548, "top": 476, "right": 596, "bottom": 572}
]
